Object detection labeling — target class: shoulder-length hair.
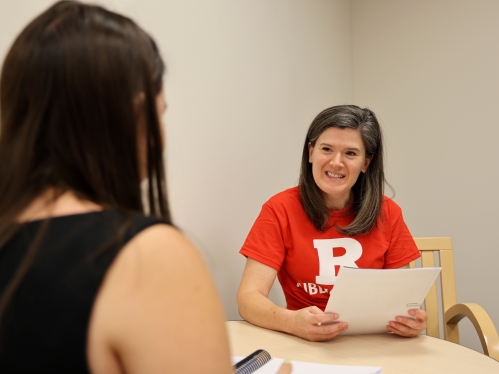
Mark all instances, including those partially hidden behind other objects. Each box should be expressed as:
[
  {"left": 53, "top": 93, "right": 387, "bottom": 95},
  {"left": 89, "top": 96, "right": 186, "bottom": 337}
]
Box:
[
  {"left": 0, "top": 0, "right": 171, "bottom": 322},
  {"left": 0, "top": 0, "right": 171, "bottom": 232},
  {"left": 298, "top": 105, "right": 390, "bottom": 235}
]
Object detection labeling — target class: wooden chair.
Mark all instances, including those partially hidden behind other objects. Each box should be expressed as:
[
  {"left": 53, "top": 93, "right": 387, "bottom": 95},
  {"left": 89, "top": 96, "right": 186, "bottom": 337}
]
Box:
[{"left": 410, "top": 237, "right": 499, "bottom": 360}]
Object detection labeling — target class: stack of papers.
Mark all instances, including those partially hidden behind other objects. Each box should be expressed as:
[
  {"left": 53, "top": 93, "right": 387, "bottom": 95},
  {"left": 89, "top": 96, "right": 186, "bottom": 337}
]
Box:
[{"left": 325, "top": 267, "right": 441, "bottom": 335}]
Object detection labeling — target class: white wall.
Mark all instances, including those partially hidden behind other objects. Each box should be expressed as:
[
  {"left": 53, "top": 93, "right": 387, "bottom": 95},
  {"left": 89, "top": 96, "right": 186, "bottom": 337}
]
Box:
[
  {"left": 352, "top": 0, "right": 499, "bottom": 352},
  {"left": 0, "top": 0, "right": 353, "bottom": 319},
  {"left": 159, "top": 0, "right": 353, "bottom": 320}
]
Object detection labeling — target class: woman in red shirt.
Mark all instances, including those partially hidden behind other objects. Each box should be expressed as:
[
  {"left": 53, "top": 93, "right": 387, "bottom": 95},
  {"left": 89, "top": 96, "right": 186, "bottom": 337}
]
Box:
[{"left": 238, "top": 105, "right": 425, "bottom": 342}]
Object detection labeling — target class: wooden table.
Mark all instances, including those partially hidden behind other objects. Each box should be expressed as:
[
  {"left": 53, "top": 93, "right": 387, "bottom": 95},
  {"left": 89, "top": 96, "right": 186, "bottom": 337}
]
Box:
[{"left": 227, "top": 321, "right": 499, "bottom": 373}]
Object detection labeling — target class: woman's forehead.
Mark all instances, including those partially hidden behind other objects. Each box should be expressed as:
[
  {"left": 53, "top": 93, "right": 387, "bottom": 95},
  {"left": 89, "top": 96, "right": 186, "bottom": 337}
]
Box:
[{"left": 316, "top": 127, "right": 364, "bottom": 147}]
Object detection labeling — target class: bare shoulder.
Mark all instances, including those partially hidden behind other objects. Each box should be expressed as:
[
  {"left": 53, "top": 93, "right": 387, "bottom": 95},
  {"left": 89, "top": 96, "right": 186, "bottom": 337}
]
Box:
[
  {"left": 88, "top": 223, "right": 232, "bottom": 374},
  {"left": 129, "top": 223, "right": 191, "bottom": 249},
  {"left": 119, "top": 224, "right": 205, "bottom": 272},
  {"left": 93, "top": 224, "right": 207, "bottom": 293}
]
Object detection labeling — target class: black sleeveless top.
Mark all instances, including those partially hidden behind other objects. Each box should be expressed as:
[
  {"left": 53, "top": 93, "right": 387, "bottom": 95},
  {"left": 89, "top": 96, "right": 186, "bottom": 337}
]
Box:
[{"left": 0, "top": 210, "right": 166, "bottom": 373}]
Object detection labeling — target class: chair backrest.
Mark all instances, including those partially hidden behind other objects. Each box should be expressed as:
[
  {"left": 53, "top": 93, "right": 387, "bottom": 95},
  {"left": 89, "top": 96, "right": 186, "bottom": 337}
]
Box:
[{"left": 410, "top": 237, "right": 459, "bottom": 341}]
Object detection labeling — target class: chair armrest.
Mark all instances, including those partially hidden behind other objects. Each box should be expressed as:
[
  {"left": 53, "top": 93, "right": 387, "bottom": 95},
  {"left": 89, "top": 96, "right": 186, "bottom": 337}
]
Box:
[{"left": 445, "top": 302, "right": 499, "bottom": 361}]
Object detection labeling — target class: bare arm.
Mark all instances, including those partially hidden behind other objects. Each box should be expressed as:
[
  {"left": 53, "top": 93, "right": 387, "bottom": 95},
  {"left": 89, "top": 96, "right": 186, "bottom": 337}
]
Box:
[
  {"left": 237, "top": 258, "right": 346, "bottom": 342},
  {"left": 88, "top": 225, "right": 233, "bottom": 374}
]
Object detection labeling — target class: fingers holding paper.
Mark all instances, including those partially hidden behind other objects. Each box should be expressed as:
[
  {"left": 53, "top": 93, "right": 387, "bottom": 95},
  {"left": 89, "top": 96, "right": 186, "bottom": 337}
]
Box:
[
  {"left": 387, "top": 309, "right": 427, "bottom": 337},
  {"left": 291, "top": 306, "right": 348, "bottom": 342}
]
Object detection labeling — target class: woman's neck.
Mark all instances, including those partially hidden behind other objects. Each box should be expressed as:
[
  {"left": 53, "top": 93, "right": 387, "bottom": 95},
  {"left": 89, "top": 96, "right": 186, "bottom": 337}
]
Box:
[
  {"left": 16, "top": 188, "right": 103, "bottom": 223},
  {"left": 325, "top": 191, "right": 353, "bottom": 211}
]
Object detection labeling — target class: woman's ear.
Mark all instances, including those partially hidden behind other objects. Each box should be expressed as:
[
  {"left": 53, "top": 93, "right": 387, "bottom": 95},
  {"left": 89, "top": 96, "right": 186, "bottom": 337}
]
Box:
[
  {"left": 308, "top": 142, "right": 313, "bottom": 163},
  {"left": 134, "top": 92, "right": 148, "bottom": 181},
  {"left": 362, "top": 156, "right": 372, "bottom": 173},
  {"left": 133, "top": 92, "right": 146, "bottom": 128},
  {"left": 134, "top": 92, "right": 147, "bottom": 152}
]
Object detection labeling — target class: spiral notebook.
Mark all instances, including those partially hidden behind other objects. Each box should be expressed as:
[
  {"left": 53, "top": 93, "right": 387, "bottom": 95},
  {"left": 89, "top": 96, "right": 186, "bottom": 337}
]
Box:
[
  {"left": 234, "top": 350, "right": 272, "bottom": 374},
  {"left": 232, "top": 350, "right": 382, "bottom": 373}
]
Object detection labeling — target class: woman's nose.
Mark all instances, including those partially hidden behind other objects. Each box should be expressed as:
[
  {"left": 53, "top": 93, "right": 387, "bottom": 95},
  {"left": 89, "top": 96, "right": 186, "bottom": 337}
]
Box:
[{"left": 329, "top": 153, "right": 343, "bottom": 166}]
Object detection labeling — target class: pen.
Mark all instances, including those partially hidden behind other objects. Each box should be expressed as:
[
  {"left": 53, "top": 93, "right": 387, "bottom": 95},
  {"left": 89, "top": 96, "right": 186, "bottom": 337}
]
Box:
[{"left": 276, "top": 359, "right": 292, "bottom": 374}]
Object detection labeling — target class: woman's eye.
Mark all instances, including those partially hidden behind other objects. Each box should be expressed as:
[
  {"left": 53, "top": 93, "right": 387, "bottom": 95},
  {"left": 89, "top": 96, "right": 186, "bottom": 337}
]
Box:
[
  {"left": 346, "top": 151, "right": 357, "bottom": 156},
  {"left": 322, "top": 147, "right": 332, "bottom": 152}
]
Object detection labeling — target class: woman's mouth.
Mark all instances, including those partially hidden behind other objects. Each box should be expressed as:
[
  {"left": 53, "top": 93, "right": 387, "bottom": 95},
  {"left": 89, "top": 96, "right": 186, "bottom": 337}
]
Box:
[{"left": 326, "top": 172, "right": 344, "bottom": 178}]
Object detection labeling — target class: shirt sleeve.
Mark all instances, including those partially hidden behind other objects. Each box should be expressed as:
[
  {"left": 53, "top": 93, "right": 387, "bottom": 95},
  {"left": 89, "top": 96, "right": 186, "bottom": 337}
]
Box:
[
  {"left": 239, "top": 202, "right": 287, "bottom": 271},
  {"left": 383, "top": 201, "right": 421, "bottom": 268}
]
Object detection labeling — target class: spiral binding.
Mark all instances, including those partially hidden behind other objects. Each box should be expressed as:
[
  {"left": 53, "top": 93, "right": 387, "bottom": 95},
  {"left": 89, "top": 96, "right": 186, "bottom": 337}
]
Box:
[{"left": 235, "top": 349, "right": 272, "bottom": 374}]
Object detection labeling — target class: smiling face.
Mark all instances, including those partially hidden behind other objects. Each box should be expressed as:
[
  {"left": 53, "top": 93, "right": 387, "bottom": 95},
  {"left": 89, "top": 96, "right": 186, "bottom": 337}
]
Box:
[{"left": 308, "top": 127, "right": 371, "bottom": 210}]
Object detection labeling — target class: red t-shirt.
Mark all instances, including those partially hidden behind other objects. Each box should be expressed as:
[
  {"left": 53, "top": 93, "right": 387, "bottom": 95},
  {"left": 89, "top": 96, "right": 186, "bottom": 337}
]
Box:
[{"left": 240, "top": 187, "right": 420, "bottom": 311}]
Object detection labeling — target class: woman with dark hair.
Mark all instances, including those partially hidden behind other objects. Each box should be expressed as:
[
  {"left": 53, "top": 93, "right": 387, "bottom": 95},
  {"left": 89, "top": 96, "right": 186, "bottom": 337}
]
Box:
[
  {"left": 0, "top": 1, "right": 232, "bottom": 373},
  {"left": 237, "top": 105, "right": 425, "bottom": 342}
]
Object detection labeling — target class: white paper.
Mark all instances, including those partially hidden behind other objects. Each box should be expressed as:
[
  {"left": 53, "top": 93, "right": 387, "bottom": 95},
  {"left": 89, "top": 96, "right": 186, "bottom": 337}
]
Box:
[
  {"left": 233, "top": 357, "right": 382, "bottom": 374},
  {"left": 324, "top": 267, "right": 441, "bottom": 335}
]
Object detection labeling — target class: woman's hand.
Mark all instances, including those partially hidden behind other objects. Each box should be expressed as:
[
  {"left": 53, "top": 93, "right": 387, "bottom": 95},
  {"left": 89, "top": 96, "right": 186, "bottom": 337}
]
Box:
[
  {"left": 387, "top": 309, "right": 427, "bottom": 337},
  {"left": 290, "top": 306, "right": 348, "bottom": 342},
  {"left": 238, "top": 259, "right": 347, "bottom": 342}
]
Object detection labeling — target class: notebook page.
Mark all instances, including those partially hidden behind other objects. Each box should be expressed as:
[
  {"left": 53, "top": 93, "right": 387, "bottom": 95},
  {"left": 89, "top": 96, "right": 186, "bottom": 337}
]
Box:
[{"left": 232, "top": 357, "right": 382, "bottom": 374}]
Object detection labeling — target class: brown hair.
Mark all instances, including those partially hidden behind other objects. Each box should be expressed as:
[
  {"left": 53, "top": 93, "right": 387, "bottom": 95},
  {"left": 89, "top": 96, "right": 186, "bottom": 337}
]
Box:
[
  {"left": 0, "top": 0, "right": 171, "bottom": 326},
  {"left": 298, "top": 105, "right": 391, "bottom": 235}
]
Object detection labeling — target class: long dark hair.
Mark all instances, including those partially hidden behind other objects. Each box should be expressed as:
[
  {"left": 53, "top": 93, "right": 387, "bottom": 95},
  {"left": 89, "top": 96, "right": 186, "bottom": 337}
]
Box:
[
  {"left": 0, "top": 0, "right": 171, "bottom": 325},
  {"left": 299, "top": 105, "right": 390, "bottom": 235}
]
